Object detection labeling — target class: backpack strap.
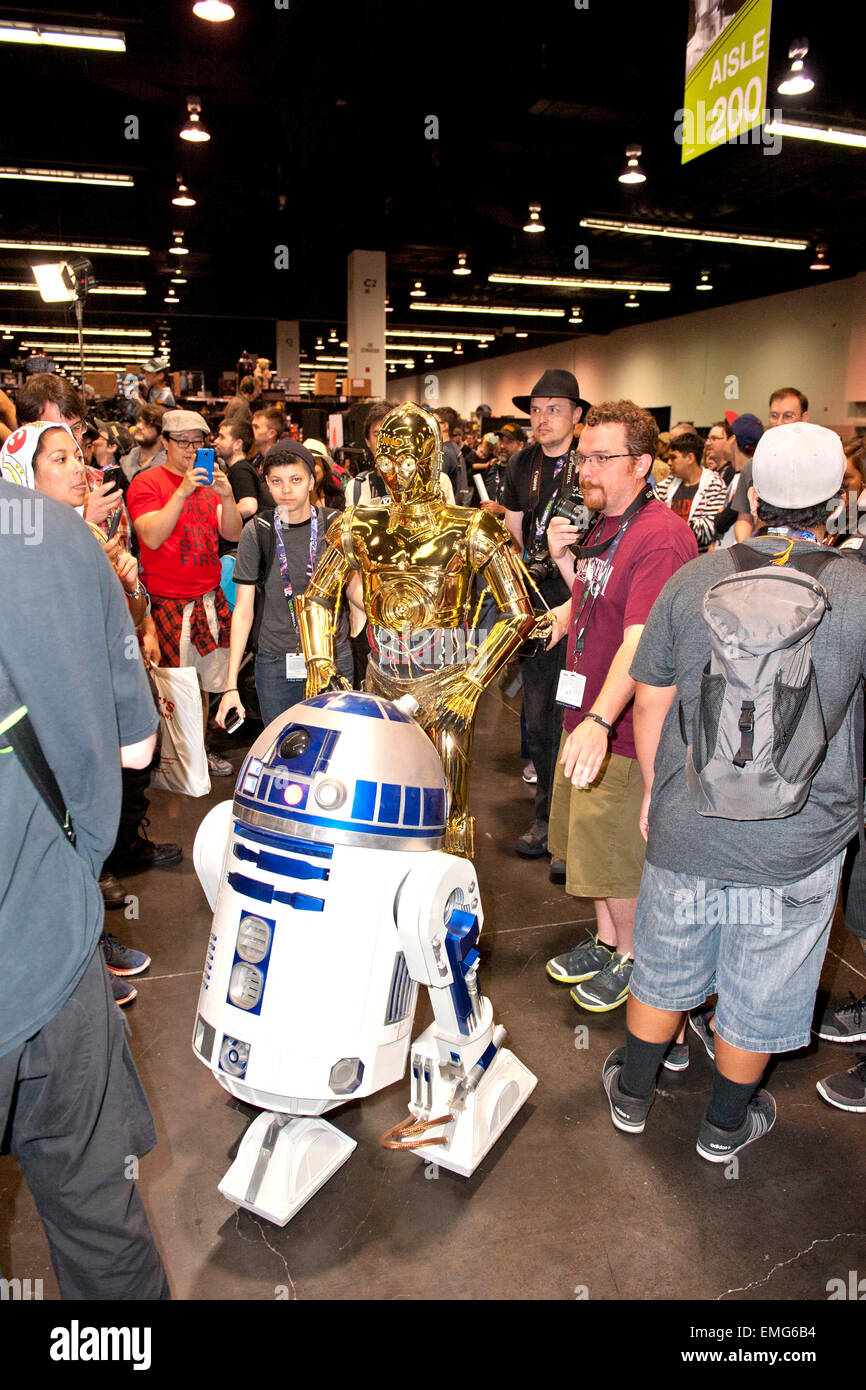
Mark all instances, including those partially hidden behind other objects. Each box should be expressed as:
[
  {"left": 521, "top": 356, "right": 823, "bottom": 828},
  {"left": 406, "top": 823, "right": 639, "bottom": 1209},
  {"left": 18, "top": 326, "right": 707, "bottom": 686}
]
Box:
[
  {"left": 0, "top": 652, "right": 76, "bottom": 847},
  {"left": 732, "top": 542, "right": 840, "bottom": 578}
]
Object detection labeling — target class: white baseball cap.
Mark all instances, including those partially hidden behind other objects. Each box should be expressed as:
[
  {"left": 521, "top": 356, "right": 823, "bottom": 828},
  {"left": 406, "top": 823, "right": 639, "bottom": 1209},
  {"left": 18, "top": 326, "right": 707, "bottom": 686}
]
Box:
[{"left": 751, "top": 421, "right": 845, "bottom": 508}]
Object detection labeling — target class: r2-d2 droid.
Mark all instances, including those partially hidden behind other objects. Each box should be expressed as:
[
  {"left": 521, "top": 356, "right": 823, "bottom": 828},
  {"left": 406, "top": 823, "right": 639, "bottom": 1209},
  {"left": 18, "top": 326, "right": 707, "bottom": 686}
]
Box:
[{"left": 192, "top": 690, "right": 536, "bottom": 1225}]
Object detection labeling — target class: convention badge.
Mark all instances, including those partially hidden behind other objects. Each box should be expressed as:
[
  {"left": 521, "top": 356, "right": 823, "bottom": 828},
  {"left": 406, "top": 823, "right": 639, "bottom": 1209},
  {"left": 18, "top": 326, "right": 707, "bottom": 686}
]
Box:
[
  {"left": 285, "top": 652, "right": 307, "bottom": 680},
  {"left": 556, "top": 669, "right": 586, "bottom": 709}
]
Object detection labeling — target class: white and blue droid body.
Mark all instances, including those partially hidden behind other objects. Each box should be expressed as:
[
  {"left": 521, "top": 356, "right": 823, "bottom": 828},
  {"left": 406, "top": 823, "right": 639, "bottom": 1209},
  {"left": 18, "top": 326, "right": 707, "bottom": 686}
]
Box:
[{"left": 193, "top": 690, "right": 536, "bottom": 1225}]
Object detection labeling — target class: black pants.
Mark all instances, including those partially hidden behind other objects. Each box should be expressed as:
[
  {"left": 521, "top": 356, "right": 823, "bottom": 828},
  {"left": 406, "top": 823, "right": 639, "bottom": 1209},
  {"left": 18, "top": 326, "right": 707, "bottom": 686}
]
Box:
[
  {"left": 520, "top": 637, "right": 567, "bottom": 821},
  {"left": 841, "top": 831, "right": 866, "bottom": 940},
  {"left": 0, "top": 948, "right": 170, "bottom": 1300}
]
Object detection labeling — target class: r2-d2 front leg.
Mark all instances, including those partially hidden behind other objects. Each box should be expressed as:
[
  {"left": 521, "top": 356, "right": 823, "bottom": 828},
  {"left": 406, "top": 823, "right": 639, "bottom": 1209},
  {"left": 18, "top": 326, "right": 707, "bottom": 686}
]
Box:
[{"left": 384, "top": 852, "right": 537, "bottom": 1176}]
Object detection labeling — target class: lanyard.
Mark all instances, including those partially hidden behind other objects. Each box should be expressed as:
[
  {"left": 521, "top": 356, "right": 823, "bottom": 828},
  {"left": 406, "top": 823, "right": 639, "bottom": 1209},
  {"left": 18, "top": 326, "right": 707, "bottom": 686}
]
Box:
[
  {"left": 273, "top": 509, "right": 318, "bottom": 636},
  {"left": 527, "top": 444, "right": 580, "bottom": 549},
  {"left": 568, "top": 492, "right": 652, "bottom": 665}
]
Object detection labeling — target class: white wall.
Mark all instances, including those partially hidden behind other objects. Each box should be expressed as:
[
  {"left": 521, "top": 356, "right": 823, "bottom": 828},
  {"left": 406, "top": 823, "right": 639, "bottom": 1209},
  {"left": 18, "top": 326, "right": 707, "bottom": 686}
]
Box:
[{"left": 390, "top": 272, "right": 865, "bottom": 435}]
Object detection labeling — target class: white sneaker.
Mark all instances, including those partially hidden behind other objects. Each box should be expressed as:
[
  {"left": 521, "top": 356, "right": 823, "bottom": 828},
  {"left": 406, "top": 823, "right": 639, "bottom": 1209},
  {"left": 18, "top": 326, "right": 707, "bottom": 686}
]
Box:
[{"left": 522, "top": 761, "right": 537, "bottom": 784}]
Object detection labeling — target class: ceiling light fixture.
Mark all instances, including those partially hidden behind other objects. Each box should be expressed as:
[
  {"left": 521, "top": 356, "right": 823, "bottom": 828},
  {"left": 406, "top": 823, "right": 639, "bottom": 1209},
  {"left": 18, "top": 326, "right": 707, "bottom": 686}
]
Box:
[
  {"left": 170, "top": 275, "right": 187, "bottom": 285},
  {"left": 424, "top": 354, "right": 433, "bottom": 363},
  {"left": 180, "top": 98, "right": 211, "bottom": 143},
  {"left": 172, "top": 178, "right": 196, "bottom": 207},
  {"left": 523, "top": 202, "right": 545, "bottom": 233},
  {"left": 777, "top": 39, "right": 815, "bottom": 95},
  {"left": 169, "top": 234, "right": 189, "bottom": 256},
  {"left": 328, "top": 328, "right": 338, "bottom": 343},
  {"left": 618, "top": 144, "right": 646, "bottom": 184},
  {"left": 515, "top": 331, "right": 528, "bottom": 338},
  {"left": 164, "top": 294, "right": 180, "bottom": 304},
  {"left": 0, "top": 21, "right": 125, "bottom": 51},
  {"left": 489, "top": 271, "right": 670, "bottom": 292},
  {"left": 453, "top": 252, "right": 471, "bottom": 276},
  {"left": 0, "top": 324, "right": 151, "bottom": 337},
  {"left": 696, "top": 270, "right": 713, "bottom": 290},
  {"left": 625, "top": 294, "right": 640, "bottom": 309},
  {"left": 568, "top": 306, "right": 583, "bottom": 324},
  {"left": 409, "top": 280, "right": 426, "bottom": 297},
  {"left": 453, "top": 343, "right": 463, "bottom": 355},
  {"left": 412, "top": 302, "right": 566, "bottom": 318},
  {"left": 0, "top": 238, "right": 148, "bottom": 256},
  {"left": 387, "top": 328, "right": 494, "bottom": 342},
  {"left": 0, "top": 166, "right": 132, "bottom": 188},
  {"left": 385, "top": 297, "right": 393, "bottom": 313},
  {"left": 762, "top": 116, "right": 866, "bottom": 149},
  {"left": 0, "top": 281, "right": 145, "bottom": 296},
  {"left": 810, "top": 243, "right": 830, "bottom": 270},
  {"left": 193, "top": 0, "right": 235, "bottom": 20},
  {"left": 579, "top": 218, "right": 809, "bottom": 250}
]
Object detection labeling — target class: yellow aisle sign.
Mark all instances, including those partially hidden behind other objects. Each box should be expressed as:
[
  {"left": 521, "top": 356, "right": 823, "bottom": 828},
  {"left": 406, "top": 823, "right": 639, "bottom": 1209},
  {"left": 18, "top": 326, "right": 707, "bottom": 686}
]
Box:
[{"left": 680, "top": 0, "right": 774, "bottom": 165}]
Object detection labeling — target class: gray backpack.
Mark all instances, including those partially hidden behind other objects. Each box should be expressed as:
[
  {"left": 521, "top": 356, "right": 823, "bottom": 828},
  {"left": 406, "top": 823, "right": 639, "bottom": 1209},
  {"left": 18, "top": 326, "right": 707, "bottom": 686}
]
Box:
[{"left": 684, "top": 544, "right": 839, "bottom": 820}]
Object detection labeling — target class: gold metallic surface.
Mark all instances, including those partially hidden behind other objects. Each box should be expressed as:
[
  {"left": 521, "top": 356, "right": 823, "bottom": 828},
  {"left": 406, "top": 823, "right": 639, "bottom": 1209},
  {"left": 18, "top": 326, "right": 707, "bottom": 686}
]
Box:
[{"left": 298, "top": 403, "right": 536, "bottom": 857}]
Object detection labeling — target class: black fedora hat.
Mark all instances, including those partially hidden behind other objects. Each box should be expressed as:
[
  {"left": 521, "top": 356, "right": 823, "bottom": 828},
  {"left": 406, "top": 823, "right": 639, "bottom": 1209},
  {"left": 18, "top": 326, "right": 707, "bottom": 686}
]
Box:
[{"left": 512, "top": 368, "right": 591, "bottom": 416}]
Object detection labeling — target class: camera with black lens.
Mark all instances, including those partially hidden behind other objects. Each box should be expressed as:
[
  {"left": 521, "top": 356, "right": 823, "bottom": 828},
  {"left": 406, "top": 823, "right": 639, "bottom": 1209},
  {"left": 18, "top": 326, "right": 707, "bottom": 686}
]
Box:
[
  {"left": 551, "top": 486, "right": 590, "bottom": 540},
  {"left": 525, "top": 546, "right": 560, "bottom": 586}
]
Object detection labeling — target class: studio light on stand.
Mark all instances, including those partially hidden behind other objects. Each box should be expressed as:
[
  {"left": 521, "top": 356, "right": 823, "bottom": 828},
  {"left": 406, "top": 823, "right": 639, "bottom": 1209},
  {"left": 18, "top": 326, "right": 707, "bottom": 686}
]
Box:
[{"left": 31, "top": 256, "right": 92, "bottom": 388}]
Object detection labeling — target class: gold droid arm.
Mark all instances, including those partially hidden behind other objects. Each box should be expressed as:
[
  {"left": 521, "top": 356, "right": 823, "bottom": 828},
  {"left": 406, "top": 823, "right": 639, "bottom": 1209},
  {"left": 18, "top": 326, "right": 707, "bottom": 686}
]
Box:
[
  {"left": 426, "top": 513, "right": 536, "bottom": 741},
  {"left": 297, "top": 512, "right": 356, "bottom": 697}
]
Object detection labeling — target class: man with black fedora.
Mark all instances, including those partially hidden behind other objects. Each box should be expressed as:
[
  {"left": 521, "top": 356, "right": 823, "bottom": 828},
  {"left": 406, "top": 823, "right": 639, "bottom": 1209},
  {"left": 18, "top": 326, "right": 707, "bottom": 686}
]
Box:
[{"left": 503, "top": 368, "right": 590, "bottom": 866}]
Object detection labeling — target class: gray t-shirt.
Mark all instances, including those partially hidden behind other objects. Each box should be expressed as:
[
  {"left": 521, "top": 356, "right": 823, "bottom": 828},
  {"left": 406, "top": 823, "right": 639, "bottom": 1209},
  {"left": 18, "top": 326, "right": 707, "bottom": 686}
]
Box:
[
  {"left": 0, "top": 483, "right": 159, "bottom": 1056},
  {"left": 631, "top": 537, "right": 866, "bottom": 885},
  {"left": 234, "top": 506, "right": 343, "bottom": 656}
]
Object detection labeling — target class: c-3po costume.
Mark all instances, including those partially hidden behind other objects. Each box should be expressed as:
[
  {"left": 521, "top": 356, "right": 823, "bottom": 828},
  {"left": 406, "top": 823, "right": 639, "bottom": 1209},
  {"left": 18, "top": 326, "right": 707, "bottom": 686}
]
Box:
[{"left": 297, "top": 403, "right": 540, "bottom": 857}]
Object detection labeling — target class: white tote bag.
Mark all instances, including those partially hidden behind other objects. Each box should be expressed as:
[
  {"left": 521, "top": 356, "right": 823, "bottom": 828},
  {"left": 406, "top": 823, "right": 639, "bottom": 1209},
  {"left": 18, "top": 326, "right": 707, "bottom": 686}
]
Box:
[{"left": 149, "top": 665, "right": 211, "bottom": 797}]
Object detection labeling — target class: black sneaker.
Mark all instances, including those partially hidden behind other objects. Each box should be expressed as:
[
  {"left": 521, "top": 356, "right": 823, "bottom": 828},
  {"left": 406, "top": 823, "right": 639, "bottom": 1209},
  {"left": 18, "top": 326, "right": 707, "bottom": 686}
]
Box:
[
  {"left": 662, "top": 1041, "right": 690, "bottom": 1072},
  {"left": 602, "top": 1047, "right": 654, "bottom": 1134},
  {"left": 688, "top": 1006, "right": 716, "bottom": 1060},
  {"left": 696, "top": 1090, "right": 776, "bottom": 1163},
  {"left": 546, "top": 932, "right": 613, "bottom": 984},
  {"left": 816, "top": 1053, "right": 866, "bottom": 1112},
  {"left": 515, "top": 818, "right": 548, "bottom": 858},
  {"left": 814, "top": 992, "right": 866, "bottom": 1043},
  {"left": 571, "top": 951, "right": 633, "bottom": 1011},
  {"left": 109, "top": 819, "right": 183, "bottom": 874}
]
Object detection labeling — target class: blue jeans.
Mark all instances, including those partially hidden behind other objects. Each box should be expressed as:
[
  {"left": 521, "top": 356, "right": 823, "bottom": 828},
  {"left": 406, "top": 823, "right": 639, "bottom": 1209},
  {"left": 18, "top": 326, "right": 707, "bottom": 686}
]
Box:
[
  {"left": 255, "top": 642, "right": 354, "bottom": 728},
  {"left": 631, "top": 853, "right": 845, "bottom": 1052}
]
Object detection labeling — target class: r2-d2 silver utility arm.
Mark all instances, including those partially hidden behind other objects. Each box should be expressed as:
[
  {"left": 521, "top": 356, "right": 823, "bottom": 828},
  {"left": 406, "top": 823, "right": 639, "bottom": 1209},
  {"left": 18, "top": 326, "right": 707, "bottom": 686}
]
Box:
[{"left": 192, "top": 690, "right": 536, "bottom": 1225}]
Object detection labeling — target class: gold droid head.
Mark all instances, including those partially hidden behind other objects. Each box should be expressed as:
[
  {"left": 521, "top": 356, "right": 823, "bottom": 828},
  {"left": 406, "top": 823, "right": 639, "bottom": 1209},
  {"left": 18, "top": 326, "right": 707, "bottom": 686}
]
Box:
[{"left": 375, "top": 402, "right": 442, "bottom": 503}]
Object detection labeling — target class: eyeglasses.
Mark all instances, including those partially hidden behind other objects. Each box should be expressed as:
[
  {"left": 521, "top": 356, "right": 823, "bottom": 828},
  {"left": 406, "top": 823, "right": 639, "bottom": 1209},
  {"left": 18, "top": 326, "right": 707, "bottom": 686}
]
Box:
[
  {"left": 575, "top": 452, "right": 639, "bottom": 468},
  {"left": 768, "top": 411, "right": 801, "bottom": 423},
  {"left": 167, "top": 435, "right": 205, "bottom": 450}
]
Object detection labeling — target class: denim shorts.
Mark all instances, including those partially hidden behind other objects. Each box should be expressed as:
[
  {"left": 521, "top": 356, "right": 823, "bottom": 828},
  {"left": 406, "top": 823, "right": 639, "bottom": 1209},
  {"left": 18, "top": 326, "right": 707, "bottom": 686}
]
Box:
[{"left": 631, "top": 852, "right": 845, "bottom": 1053}]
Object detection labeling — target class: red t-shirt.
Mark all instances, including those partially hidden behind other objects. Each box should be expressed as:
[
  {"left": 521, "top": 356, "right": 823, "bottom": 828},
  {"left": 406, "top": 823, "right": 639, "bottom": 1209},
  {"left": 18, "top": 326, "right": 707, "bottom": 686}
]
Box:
[
  {"left": 562, "top": 498, "right": 697, "bottom": 758},
  {"left": 127, "top": 464, "right": 222, "bottom": 600}
]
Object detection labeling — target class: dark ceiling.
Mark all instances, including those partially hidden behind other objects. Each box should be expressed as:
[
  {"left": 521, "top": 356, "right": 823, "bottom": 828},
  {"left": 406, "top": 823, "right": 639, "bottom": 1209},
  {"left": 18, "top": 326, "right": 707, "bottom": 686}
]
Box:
[{"left": 0, "top": 0, "right": 862, "bottom": 386}]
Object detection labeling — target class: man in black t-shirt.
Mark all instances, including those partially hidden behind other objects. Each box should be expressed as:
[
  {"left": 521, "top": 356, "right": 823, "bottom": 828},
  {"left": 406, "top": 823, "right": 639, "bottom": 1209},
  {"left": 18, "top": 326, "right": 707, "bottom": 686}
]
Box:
[
  {"left": 216, "top": 417, "right": 269, "bottom": 522},
  {"left": 503, "top": 369, "right": 591, "bottom": 861}
]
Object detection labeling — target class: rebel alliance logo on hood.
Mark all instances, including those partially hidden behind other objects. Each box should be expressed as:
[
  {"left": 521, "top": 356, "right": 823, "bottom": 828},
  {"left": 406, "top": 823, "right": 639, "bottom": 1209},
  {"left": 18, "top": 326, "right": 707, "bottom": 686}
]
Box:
[{"left": 0, "top": 420, "right": 81, "bottom": 490}]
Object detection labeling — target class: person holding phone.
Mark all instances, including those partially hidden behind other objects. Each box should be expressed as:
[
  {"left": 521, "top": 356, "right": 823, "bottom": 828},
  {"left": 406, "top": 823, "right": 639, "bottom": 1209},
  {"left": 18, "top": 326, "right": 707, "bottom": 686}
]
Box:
[{"left": 126, "top": 410, "right": 243, "bottom": 778}]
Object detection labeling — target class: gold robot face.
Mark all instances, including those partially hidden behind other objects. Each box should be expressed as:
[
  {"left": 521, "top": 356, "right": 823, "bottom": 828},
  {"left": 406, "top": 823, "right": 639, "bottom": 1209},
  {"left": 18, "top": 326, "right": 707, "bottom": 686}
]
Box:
[{"left": 375, "top": 403, "right": 442, "bottom": 502}]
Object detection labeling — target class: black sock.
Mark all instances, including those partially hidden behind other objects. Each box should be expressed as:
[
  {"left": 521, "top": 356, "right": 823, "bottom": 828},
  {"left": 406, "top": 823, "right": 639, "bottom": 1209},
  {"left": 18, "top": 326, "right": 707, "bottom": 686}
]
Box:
[
  {"left": 619, "top": 1028, "right": 669, "bottom": 1100},
  {"left": 705, "top": 1070, "right": 759, "bottom": 1132}
]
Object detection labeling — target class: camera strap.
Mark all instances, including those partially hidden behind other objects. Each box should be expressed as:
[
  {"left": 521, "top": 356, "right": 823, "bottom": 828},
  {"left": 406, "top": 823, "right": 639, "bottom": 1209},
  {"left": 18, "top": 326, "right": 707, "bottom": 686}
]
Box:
[
  {"left": 569, "top": 485, "right": 655, "bottom": 662},
  {"left": 526, "top": 443, "right": 580, "bottom": 549},
  {"left": 572, "top": 484, "right": 653, "bottom": 560}
]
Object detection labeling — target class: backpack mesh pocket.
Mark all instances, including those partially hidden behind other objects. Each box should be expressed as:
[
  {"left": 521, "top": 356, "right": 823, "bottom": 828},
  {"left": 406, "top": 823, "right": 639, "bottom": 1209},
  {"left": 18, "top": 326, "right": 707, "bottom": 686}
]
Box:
[
  {"left": 693, "top": 665, "right": 726, "bottom": 774},
  {"left": 772, "top": 668, "right": 827, "bottom": 784}
]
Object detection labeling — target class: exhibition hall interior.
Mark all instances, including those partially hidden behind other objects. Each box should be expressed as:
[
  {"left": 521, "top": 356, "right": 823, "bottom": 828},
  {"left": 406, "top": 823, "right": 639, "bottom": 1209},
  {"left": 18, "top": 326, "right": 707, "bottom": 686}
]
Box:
[{"left": 1, "top": 0, "right": 865, "bottom": 1315}]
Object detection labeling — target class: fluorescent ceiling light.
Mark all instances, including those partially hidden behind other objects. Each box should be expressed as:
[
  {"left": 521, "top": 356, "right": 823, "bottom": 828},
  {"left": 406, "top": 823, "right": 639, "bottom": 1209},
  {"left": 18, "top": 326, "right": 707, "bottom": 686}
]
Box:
[
  {"left": 0, "top": 282, "right": 145, "bottom": 296},
  {"left": 490, "top": 271, "right": 670, "bottom": 292},
  {"left": 0, "top": 22, "right": 125, "bottom": 51},
  {"left": 1, "top": 324, "right": 151, "bottom": 337},
  {"left": 763, "top": 117, "right": 866, "bottom": 149},
  {"left": 412, "top": 302, "right": 566, "bottom": 318},
  {"left": 387, "top": 329, "right": 494, "bottom": 342},
  {"left": 0, "top": 238, "right": 148, "bottom": 256},
  {"left": 578, "top": 217, "right": 808, "bottom": 250},
  {"left": 0, "top": 166, "right": 132, "bottom": 188}
]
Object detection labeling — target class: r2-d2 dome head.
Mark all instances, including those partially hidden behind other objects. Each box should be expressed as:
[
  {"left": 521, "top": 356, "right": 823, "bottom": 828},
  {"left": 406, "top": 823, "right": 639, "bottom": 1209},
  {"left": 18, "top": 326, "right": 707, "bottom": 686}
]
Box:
[{"left": 234, "top": 690, "right": 448, "bottom": 851}]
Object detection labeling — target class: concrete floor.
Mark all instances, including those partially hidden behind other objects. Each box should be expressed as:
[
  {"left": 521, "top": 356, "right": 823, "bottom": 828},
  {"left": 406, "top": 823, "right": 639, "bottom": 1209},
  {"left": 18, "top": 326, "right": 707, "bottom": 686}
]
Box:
[{"left": 2, "top": 686, "right": 865, "bottom": 1302}]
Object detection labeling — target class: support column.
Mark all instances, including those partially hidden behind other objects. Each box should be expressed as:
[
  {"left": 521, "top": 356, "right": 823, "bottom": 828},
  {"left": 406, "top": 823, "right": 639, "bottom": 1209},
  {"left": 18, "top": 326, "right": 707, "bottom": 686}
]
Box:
[
  {"left": 275, "top": 320, "right": 300, "bottom": 397},
  {"left": 347, "top": 250, "right": 386, "bottom": 399}
]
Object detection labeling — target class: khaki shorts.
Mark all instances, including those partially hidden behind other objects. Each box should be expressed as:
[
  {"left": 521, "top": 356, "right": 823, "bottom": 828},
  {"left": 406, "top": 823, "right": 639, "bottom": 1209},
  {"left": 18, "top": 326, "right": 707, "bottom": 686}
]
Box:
[{"left": 548, "top": 731, "right": 647, "bottom": 900}]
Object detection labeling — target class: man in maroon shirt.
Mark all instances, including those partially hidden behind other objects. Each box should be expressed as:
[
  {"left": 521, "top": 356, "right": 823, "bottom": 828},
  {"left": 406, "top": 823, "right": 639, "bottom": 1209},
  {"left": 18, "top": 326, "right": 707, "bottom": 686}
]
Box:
[{"left": 543, "top": 400, "right": 697, "bottom": 1012}]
